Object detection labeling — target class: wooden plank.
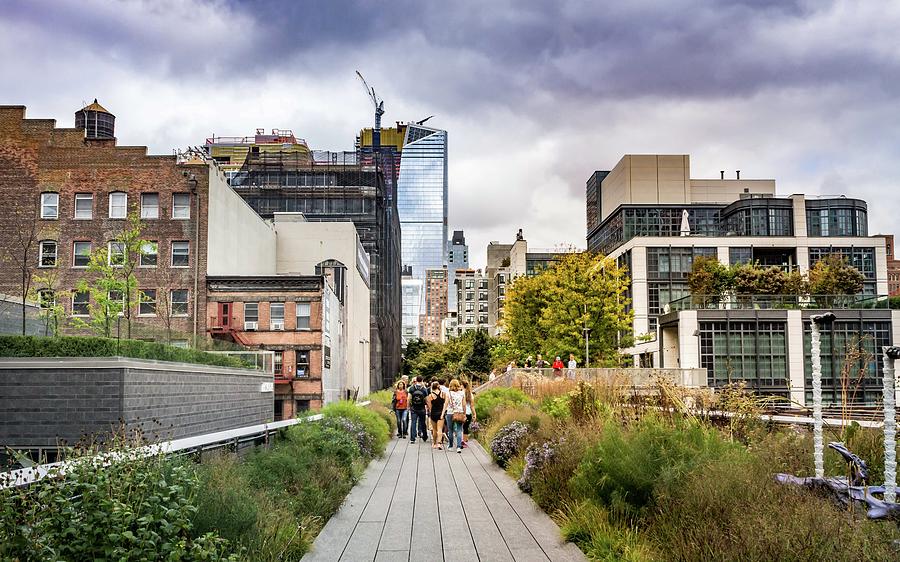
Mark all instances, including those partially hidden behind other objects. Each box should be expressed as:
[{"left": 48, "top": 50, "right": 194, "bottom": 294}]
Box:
[
  {"left": 303, "top": 439, "right": 398, "bottom": 562},
  {"left": 409, "top": 444, "right": 443, "bottom": 562},
  {"left": 433, "top": 449, "right": 477, "bottom": 557},
  {"left": 378, "top": 440, "right": 419, "bottom": 553}
]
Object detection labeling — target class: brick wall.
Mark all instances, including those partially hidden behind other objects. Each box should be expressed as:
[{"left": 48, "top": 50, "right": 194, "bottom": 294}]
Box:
[
  {"left": 0, "top": 357, "right": 272, "bottom": 450},
  {"left": 0, "top": 106, "right": 209, "bottom": 342}
]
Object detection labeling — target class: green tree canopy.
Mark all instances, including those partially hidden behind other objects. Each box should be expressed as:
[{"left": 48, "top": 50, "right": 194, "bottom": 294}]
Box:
[{"left": 502, "top": 252, "right": 633, "bottom": 367}]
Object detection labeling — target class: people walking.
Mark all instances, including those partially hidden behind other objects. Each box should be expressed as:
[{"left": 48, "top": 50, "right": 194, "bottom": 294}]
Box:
[
  {"left": 461, "top": 380, "right": 476, "bottom": 449},
  {"left": 447, "top": 379, "right": 466, "bottom": 452},
  {"left": 426, "top": 381, "right": 447, "bottom": 449},
  {"left": 440, "top": 378, "right": 452, "bottom": 445},
  {"left": 535, "top": 354, "right": 548, "bottom": 370},
  {"left": 552, "top": 356, "right": 564, "bottom": 378},
  {"left": 407, "top": 376, "right": 429, "bottom": 443},
  {"left": 391, "top": 380, "right": 409, "bottom": 438}
]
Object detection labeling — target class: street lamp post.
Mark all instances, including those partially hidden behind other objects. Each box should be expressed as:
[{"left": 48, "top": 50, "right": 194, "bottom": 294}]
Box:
[
  {"left": 810, "top": 312, "right": 835, "bottom": 478},
  {"left": 882, "top": 346, "right": 900, "bottom": 503}
]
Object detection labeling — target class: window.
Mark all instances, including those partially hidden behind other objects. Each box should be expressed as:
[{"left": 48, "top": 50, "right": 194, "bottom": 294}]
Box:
[
  {"left": 296, "top": 350, "right": 310, "bottom": 377},
  {"left": 72, "top": 291, "right": 89, "bottom": 316},
  {"left": 273, "top": 351, "right": 283, "bottom": 375},
  {"left": 108, "top": 241, "right": 125, "bottom": 267},
  {"left": 140, "top": 241, "right": 158, "bottom": 267},
  {"left": 73, "top": 241, "right": 91, "bottom": 267},
  {"left": 109, "top": 192, "right": 127, "bottom": 219},
  {"left": 244, "top": 302, "right": 259, "bottom": 327},
  {"left": 139, "top": 289, "right": 157, "bottom": 316},
  {"left": 75, "top": 193, "right": 93, "bottom": 219},
  {"left": 171, "top": 241, "right": 189, "bottom": 267},
  {"left": 40, "top": 193, "right": 58, "bottom": 219},
  {"left": 141, "top": 193, "right": 159, "bottom": 219},
  {"left": 173, "top": 193, "right": 191, "bottom": 219},
  {"left": 170, "top": 289, "right": 188, "bottom": 316},
  {"left": 38, "top": 289, "right": 55, "bottom": 309},
  {"left": 108, "top": 290, "right": 125, "bottom": 316},
  {"left": 270, "top": 302, "right": 285, "bottom": 330},
  {"left": 729, "top": 247, "right": 752, "bottom": 266},
  {"left": 700, "top": 320, "right": 788, "bottom": 393},
  {"left": 38, "top": 241, "right": 57, "bottom": 267},
  {"left": 296, "top": 302, "right": 310, "bottom": 330},
  {"left": 295, "top": 399, "right": 311, "bottom": 413}
]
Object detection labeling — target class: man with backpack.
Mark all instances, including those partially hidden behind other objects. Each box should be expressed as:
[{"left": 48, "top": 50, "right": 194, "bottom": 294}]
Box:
[{"left": 407, "top": 376, "right": 429, "bottom": 443}]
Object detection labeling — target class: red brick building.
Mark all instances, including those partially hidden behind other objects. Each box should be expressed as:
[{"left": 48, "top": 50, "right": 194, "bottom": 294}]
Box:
[
  {"left": 0, "top": 103, "right": 209, "bottom": 342},
  {"left": 879, "top": 234, "right": 900, "bottom": 296}
]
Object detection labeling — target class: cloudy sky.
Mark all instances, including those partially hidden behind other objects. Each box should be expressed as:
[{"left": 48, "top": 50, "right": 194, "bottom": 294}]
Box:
[{"left": 4, "top": 0, "right": 899, "bottom": 268}]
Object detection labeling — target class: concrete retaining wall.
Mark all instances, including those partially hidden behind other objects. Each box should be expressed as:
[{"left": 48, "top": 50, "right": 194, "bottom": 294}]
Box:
[{"left": 0, "top": 357, "right": 273, "bottom": 450}]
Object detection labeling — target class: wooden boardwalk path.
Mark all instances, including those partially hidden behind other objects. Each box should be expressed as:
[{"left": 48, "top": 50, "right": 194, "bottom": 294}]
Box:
[{"left": 303, "top": 437, "right": 586, "bottom": 562}]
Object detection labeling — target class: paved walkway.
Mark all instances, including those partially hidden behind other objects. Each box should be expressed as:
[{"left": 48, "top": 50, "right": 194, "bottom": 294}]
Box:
[{"left": 303, "top": 437, "right": 586, "bottom": 562}]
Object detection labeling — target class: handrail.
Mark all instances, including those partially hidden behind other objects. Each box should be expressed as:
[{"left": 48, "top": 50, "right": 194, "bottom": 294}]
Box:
[{"left": 2, "top": 401, "right": 370, "bottom": 489}]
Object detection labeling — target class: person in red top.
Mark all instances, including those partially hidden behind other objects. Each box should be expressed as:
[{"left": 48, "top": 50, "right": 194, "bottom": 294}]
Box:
[
  {"left": 391, "top": 381, "right": 409, "bottom": 438},
  {"left": 552, "top": 356, "right": 565, "bottom": 378}
]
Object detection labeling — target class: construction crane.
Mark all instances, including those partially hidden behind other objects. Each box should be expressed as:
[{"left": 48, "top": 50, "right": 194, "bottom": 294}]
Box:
[{"left": 356, "top": 70, "right": 384, "bottom": 150}]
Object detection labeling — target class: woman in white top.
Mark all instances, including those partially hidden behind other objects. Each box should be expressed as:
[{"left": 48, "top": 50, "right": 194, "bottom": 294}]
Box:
[{"left": 446, "top": 379, "right": 467, "bottom": 452}]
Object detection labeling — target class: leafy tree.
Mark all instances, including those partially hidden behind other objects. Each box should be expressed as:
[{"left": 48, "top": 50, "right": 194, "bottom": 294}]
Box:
[
  {"left": 502, "top": 252, "right": 633, "bottom": 367},
  {"left": 464, "top": 329, "right": 492, "bottom": 374},
  {"left": 808, "top": 254, "right": 865, "bottom": 295},
  {"left": 688, "top": 256, "right": 732, "bottom": 296},
  {"left": 73, "top": 213, "right": 149, "bottom": 338},
  {"left": 28, "top": 269, "right": 66, "bottom": 336},
  {"left": 0, "top": 202, "right": 45, "bottom": 335}
]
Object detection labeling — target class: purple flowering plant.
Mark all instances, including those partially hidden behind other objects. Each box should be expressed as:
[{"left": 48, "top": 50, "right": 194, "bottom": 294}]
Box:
[
  {"left": 517, "top": 438, "right": 562, "bottom": 493},
  {"left": 490, "top": 421, "right": 529, "bottom": 468}
]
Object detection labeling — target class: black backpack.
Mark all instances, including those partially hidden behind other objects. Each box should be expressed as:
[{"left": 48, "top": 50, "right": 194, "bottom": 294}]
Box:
[{"left": 409, "top": 385, "right": 427, "bottom": 409}]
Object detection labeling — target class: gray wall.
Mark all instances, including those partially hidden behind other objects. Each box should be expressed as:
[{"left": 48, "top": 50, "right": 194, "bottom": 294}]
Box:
[{"left": 0, "top": 357, "right": 273, "bottom": 450}]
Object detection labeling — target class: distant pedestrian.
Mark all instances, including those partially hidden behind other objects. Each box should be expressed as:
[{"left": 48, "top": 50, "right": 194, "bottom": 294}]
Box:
[
  {"left": 427, "top": 381, "right": 447, "bottom": 450},
  {"left": 462, "top": 380, "right": 476, "bottom": 448},
  {"left": 439, "top": 378, "right": 452, "bottom": 444},
  {"left": 524, "top": 355, "right": 534, "bottom": 368},
  {"left": 407, "top": 376, "right": 429, "bottom": 443},
  {"left": 535, "top": 354, "right": 548, "bottom": 370},
  {"left": 552, "top": 356, "right": 564, "bottom": 378},
  {"left": 489, "top": 370, "right": 497, "bottom": 381},
  {"left": 567, "top": 353, "right": 577, "bottom": 379},
  {"left": 447, "top": 379, "right": 466, "bottom": 452},
  {"left": 391, "top": 380, "right": 409, "bottom": 438}
]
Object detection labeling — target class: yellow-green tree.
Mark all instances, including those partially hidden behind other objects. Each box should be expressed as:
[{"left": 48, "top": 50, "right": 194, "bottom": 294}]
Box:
[{"left": 502, "top": 252, "right": 633, "bottom": 366}]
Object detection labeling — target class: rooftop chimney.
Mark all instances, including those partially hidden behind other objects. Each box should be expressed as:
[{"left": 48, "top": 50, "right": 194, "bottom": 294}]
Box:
[
  {"left": 720, "top": 170, "right": 725, "bottom": 180},
  {"left": 736, "top": 170, "right": 741, "bottom": 179}
]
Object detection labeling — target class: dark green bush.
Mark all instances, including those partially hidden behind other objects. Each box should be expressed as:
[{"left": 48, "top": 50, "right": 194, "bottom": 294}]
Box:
[
  {"left": 0, "top": 450, "right": 236, "bottom": 560},
  {"left": 0, "top": 335, "right": 245, "bottom": 368},
  {"left": 572, "top": 415, "right": 738, "bottom": 518},
  {"left": 649, "top": 455, "right": 899, "bottom": 561},
  {"left": 474, "top": 387, "right": 535, "bottom": 424},
  {"left": 321, "top": 400, "right": 390, "bottom": 457}
]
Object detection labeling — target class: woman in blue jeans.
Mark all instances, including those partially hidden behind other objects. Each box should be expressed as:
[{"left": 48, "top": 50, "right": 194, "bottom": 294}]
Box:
[
  {"left": 446, "top": 379, "right": 466, "bottom": 452},
  {"left": 391, "top": 381, "right": 409, "bottom": 438}
]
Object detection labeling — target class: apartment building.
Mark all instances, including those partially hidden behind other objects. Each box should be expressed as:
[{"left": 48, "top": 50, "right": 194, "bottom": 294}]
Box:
[
  {"left": 875, "top": 234, "right": 900, "bottom": 296},
  {"left": 587, "top": 154, "right": 900, "bottom": 406},
  {"left": 419, "top": 267, "right": 448, "bottom": 342},
  {"left": 455, "top": 269, "right": 489, "bottom": 335},
  {"left": 0, "top": 103, "right": 213, "bottom": 344}
]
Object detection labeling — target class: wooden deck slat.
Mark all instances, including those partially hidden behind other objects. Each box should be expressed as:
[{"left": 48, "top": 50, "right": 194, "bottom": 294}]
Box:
[{"left": 302, "top": 438, "right": 586, "bottom": 562}]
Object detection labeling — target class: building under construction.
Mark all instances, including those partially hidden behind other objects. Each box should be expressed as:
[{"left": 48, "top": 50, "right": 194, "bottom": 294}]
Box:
[{"left": 206, "top": 130, "right": 401, "bottom": 389}]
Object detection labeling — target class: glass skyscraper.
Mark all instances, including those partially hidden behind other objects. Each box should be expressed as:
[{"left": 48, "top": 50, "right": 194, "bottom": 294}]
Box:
[{"left": 396, "top": 125, "right": 448, "bottom": 345}]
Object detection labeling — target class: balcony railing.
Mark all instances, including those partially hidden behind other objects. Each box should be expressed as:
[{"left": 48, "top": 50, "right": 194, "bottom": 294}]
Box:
[{"left": 667, "top": 294, "right": 890, "bottom": 312}]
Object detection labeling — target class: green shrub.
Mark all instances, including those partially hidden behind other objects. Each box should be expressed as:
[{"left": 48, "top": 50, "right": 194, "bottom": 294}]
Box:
[
  {"left": 475, "top": 387, "right": 534, "bottom": 424},
  {"left": 366, "top": 389, "right": 395, "bottom": 410},
  {"left": 527, "top": 425, "right": 598, "bottom": 511},
  {"left": 0, "top": 335, "right": 245, "bottom": 368},
  {"left": 649, "top": 454, "right": 899, "bottom": 561},
  {"left": 560, "top": 501, "right": 655, "bottom": 561},
  {"left": 321, "top": 400, "right": 390, "bottom": 457},
  {"left": 367, "top": 402, "right": 398, "bottom": 436},
  {"left": 540, "top": 395, "right": 571, "bottom": 420},
  {"left": 0, "top": 450, "right": 236, "bottom": 560},
  {"left": 572, "top": 415, "right": 738, "bottom": 518}
]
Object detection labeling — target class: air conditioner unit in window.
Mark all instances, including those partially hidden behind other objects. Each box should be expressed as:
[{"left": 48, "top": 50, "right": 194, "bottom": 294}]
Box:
[
  {"left": 271, "top": 320, "right": 284, "bottom": 331},
  {"left": 244, "top": 321, "right": 258, "bottom": 331}
]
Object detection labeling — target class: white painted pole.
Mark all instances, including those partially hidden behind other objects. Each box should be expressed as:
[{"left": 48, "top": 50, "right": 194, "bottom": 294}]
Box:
[
  {"left": 882, "top": 347, "right": 897, "bottom": 503},
  {"left": 811, "top": 321, "right": 825, "bottom": 478}
]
